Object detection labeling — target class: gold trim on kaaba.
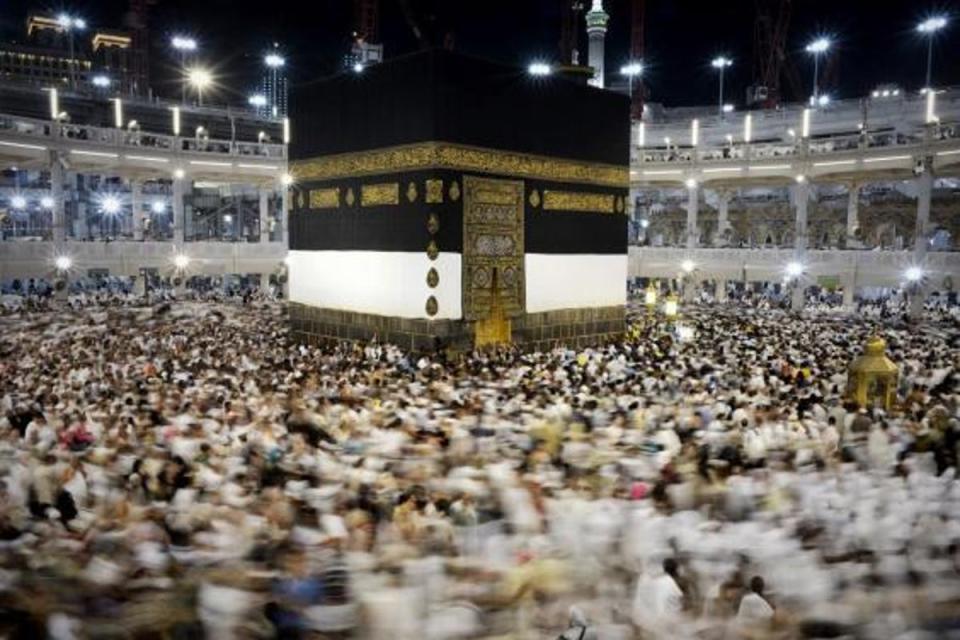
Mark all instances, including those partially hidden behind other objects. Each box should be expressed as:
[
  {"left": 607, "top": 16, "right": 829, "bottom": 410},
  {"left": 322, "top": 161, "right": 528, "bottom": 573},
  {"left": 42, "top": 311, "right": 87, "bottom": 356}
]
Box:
[
  {"left": 426, "top": 240, "right": 439, "bottom": 260},
  {"left": 296, "top": 190, "right": 305, "bottom": 209},
  {"left": 309, "top": 187, "right": 340, "bottom": 209},
  {"left": 345, "top": 187, "right": 356, "bottom": 207},
  {"left": 406, "top": 181, "right": 418, "bottom": 203},
  {"left": 449, "top": 180, "right": 461, "bottom": 202},
  {"left": 291, "top": 141, "right": 628, "bottom": 188},
  {"left": 426, "top": 267, "right": 439, "bottom": 288},
  {"left": 542, "top": 190, "right": 616, "bottom": 213},
  {"left": 425, "top": 179, "right": 444, "bottom": 203},
  {"left": 360, "top": 182, "right": 399, "bottom": 207},
  {"left": 528, "top": 189, "right": 541, "bottom": 208},
  {"left": 615, "top": 195, "right": 625, "bottom": 213},
  {"left": 425, "top": 296, "right": 439, "bottom": 317},
  {"left": 427, "top": 213, "right": 440, "bottom": 235}
]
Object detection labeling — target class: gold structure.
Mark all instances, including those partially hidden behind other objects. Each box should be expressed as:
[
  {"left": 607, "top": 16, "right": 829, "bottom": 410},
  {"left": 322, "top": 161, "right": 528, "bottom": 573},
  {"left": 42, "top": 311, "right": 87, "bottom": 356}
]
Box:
[
  {"left": 474, "top": 269, "right": 511, "bottom": 347},
  {"left": 360, "top": 182, "right": 399, "bottom": 207},
  {"left": 406, "top": 182, "right": 418, "bottom": 202},
  {"left": 291, "top": 141, "right": 628, "bottom": 188},
  {"left": 663, "top": 293, "right": 679, "bottom": 320},
  {"left": 462, "top": 175, "right": 524, "bottom": 346},
  {"left": 644, "top": 283, "right": 658, "bottom": 312},
  {"left": 309, "top": 188, "right": 339, "bottom": 209},
  {"left": 425, "top": 179, "right": 444, "bottom": 203},
  {"left": 345, "top": 187, "right": 356, "bottom": 206},
  {"left": 542, "top": 190, "right": 616, "bottom": 213},
  {"left": 846, "top": 336, "right": 899, "bottom": 410}
]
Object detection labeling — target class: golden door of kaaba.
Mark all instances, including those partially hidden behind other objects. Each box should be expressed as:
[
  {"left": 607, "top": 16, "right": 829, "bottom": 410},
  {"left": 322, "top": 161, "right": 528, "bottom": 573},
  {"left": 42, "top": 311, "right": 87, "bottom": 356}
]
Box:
[{"left": 462, "top": 175, "right": 525, "bottom": 347}]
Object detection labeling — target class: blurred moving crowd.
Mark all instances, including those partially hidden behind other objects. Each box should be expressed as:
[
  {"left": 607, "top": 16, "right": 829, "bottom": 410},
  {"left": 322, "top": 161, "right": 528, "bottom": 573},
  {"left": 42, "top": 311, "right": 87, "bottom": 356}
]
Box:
[{"left": 0, "top": 299, "right": 958, "bottom": 639}]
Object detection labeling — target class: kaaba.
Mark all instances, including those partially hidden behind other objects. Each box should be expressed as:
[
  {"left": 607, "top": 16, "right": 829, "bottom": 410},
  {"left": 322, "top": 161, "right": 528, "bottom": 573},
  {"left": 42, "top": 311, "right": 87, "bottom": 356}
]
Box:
[{"left": 287, "top": 49, "right": 629, "bottom": 351}]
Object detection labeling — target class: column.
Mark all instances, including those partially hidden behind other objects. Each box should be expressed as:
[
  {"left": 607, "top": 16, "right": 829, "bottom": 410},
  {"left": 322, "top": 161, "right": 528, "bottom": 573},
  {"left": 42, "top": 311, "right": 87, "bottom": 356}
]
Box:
[
  {"left": 685, "top": 182, "right": 698, "bottom": 249},
  {"left": 913, "top": 169, "right": 932, "bottom": 260},
  {"left": 791, "top": 180, "right": 809, "bottom": 311},
  {"left": 131, "top": 179, "right": 144, "bottom": 241},
  {"left": 841, "top": 272, "right": 856, "bottom": 310},
  {"left": 259, "top": 187, "right": 270, "bottom": 243},
  {"left": 172, "top": 174, "right": 186, "bottom": 245},
  {"left": 910, "top": 168, "right": 933, "bottom": 319},
  {"left": 715, "top": 189, "right": 730, "bottom": 246},
  {"left": 716, "top": 279, "right": 728, "bottom": 303},
  {"left": 280, "top": 183, "right": 290, "bottom": 247},
  {"left": 50, "top": 151, "right": 66, "bottom": 244},
  {"left": 845, "top": 181, "right": 860, "bottom": 245},
  {"left": 133, "top": 273, "right": 146, "bottom": 297}
]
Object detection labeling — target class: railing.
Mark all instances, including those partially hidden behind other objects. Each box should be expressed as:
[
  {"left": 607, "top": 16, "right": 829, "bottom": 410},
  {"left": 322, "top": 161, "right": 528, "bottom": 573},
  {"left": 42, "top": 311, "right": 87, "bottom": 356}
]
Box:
[
  {"left": 0, "top": 113, "right": 287, "bottom": 160},
  {"left": 633, "top": 122, "right": 959, "bottom": 169}
]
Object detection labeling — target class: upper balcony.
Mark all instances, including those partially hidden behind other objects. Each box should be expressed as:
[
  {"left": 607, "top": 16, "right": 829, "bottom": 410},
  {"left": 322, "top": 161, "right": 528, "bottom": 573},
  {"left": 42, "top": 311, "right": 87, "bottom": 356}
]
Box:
[
  {"left": 632, "top": 89, "right": 960, "bottom": 186},
  {"left": 0, "top": 85, "right": 287, "bottom": 183}
]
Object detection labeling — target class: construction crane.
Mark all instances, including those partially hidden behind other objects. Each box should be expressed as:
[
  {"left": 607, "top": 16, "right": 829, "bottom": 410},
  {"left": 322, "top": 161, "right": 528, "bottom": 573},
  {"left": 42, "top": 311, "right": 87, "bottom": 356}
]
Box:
[
  {"left": 750, "top": 0, "right": 791, "bottom": 108},
  {"left": 353, "top": 0, "right": 379, "bottom": 45},
  {"left": 559, "top": 0, "right": 585, "bottom": 65},
  {"left": 629, "top": 0, "right": 646, "bottom": 119}
]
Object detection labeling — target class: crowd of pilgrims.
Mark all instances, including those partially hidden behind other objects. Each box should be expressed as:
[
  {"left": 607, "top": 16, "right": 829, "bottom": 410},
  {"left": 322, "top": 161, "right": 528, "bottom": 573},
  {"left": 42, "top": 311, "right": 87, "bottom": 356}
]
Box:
[{"left": 0, "top": 297, "right": 958, "bottom": 639}]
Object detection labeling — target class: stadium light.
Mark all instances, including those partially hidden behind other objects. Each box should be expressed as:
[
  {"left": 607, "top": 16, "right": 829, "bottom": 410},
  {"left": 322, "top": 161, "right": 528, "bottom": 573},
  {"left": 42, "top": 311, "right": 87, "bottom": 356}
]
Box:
[
  {"left": 40, "top": 196, "right": 55, "bottom": 209},
  {"left": 99, "top": 195, "right": 121, "bottom": 215},
  {"left": 528, "top": 62, "right": 552, "bottom": 76},
  {"left": 92, "top": 75, "right": 110, "bottom": 88},
  {"left": 173, "top": 253, "right": 190, "bottom": 270},
  {"left": 264, "top": 53, "right": 285, "bottom": 68},
  {"left": 151, "top": 200, "right": 165, "bottom": 214},
  {"left": 54, "top": 255, "right": 73, "bottom": 271},
  {"left": 785, "top": 261, "right": 805, "bottom": 278},
  {"left": 248, "top": 94, "right": 267, "bottom": 108},
  {"left": 681, "top": 259, "right": 696, "bottom": 274},
  {"left": 711, "top": 56, "right": 733, "bottom": 118},
  {"left": 171, "top": 36, "right": 197, "bottom": 52},
  {"left": 904, "top": 266, "right": 925, "bottom": 282},
  {"left": 353, "top": 62, "right": 364, "bottom": 73},
  {"left": 918, "top": 16, "right": 949, "bottom": 91},
  {"left": 805, "top": 37, "right": 832, "bottom": 104},
  {"left": 187, "top": 68, "right": 212, "bottom": 105},
  {"left": 10, "top": 195, "right": 27, "bottom": 209}
]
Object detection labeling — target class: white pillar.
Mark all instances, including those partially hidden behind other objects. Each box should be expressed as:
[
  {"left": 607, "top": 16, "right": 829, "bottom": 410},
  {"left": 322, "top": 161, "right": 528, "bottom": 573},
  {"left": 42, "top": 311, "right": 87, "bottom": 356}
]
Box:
[
  {"left": 685, "top": 183, "right": 699, "bottom": 249},
  {"left": 173, "top": 175, "right": 186, "bottom": 245},
  {"left": 133, "top": 273, "right": 146, "bottom": 297},
  {"left": 281, "top": 184, "right": 290, "bottom": 247},
  {"left": 131, "top": 179, "right": 144, "bottom": 241},
  {"left": 716, "top": 189, "right": 730, "bottom": 246},
  {"left": 50, "top": 151, "right": 65, "bottom": 245},
  {"left": 845, "top": 181, "right": 860, "bottom": 243},
  {"left": 716, "top": 279, "right": 727, "bottom": 303},
  {"left": 791, "top": 180, "right": 810, "bottom": 311},
  {"left": 909, "top": 168, "right": 933, "bottom": 320},
  {"left": 259, "top": 188, "right": 270, "bottom": 242},
  {"left": 914, "top": 169, "right": 932, "bottom": 260},
  {"left": 841, "top": 272, "right": 855, "bottom": 310}
]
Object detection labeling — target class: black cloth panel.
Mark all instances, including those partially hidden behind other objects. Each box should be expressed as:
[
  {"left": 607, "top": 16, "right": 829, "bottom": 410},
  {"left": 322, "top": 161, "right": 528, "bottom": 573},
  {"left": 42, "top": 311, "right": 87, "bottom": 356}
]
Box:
[{"left": 290, "top": 49, "right": 629, "bottom": 166}]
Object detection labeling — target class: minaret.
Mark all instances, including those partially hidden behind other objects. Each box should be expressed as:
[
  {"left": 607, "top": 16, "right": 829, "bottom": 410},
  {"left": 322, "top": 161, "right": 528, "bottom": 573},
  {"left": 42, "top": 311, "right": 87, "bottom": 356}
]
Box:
[{"left": 585, "top": 0, "right": 609, "bottom": 88}]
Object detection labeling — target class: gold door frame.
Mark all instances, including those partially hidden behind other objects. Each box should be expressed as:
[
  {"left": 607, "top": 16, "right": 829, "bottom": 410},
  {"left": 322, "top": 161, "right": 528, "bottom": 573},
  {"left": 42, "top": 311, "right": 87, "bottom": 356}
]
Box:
[{"left": 461, "top": 175, "right": 525, "bottom": 346}]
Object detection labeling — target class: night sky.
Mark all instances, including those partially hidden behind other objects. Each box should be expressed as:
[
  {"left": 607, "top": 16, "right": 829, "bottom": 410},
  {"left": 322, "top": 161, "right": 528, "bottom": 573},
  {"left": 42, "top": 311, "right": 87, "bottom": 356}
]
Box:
[{"left": 2, "top": 0, "right": 958, "bottom": 108}]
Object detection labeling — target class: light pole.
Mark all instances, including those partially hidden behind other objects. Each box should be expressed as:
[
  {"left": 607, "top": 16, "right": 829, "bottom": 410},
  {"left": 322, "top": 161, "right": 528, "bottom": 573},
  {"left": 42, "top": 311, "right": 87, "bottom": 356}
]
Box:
[
  {"left": 171, "top": 36, "right": 198, "bottom": 103},
  {"left": 620, "top": 62, "right": 643, "bottom": 110},
  {"left": 805, "top": 37, "right": 831, "bottom": 105},
  {"left": 188, "top": 68, "right": 212, "bottom": 106},
  {"left": 917, "top": 17, "right": 948, "bottom": 91},
  {"left": 58, "top": 14, "right": 86, "bottom": 90},
  {"left": 711, "top": 56, "right": 733, "bottom": 118},
  {"left": 264, "top": 51, "right": 285, "bottom": 118}
]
